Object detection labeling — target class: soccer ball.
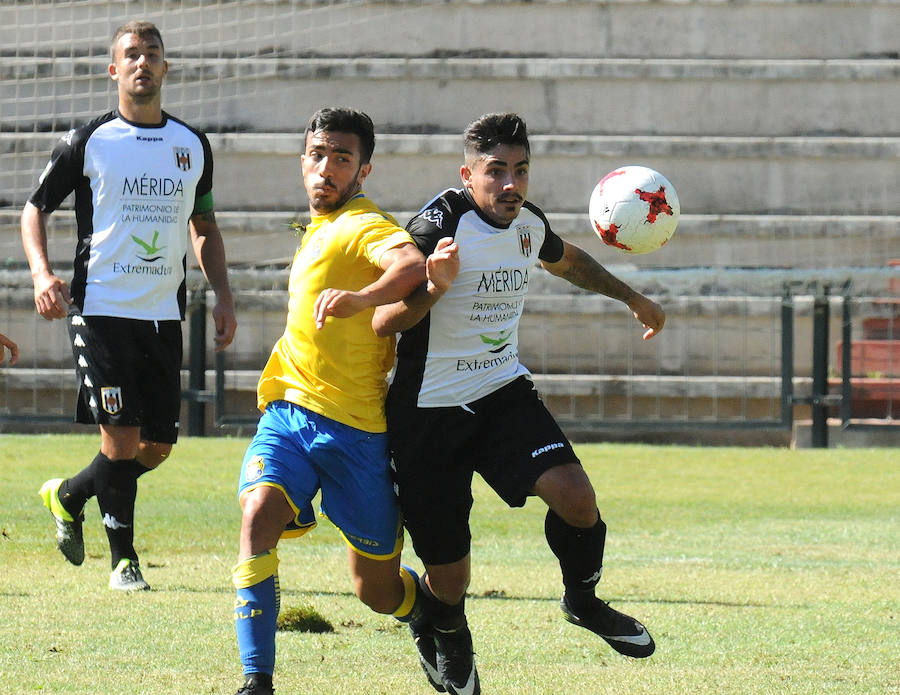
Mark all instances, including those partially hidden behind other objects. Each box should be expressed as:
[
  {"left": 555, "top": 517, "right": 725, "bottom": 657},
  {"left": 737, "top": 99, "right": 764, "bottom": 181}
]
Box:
[{"left": 589, "top": 165, "right": 680, "bottom": 254}]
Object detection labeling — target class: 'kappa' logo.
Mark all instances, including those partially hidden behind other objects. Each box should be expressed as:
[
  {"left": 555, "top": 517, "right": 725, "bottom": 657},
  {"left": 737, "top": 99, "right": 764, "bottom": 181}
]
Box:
[{"left": 422, "top": 208, "right": 443, "bottom": 229}]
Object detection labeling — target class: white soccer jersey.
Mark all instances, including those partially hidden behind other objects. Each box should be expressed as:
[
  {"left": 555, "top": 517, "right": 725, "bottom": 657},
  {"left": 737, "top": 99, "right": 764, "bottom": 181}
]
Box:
[
  {"left": 388, "top": 188, "right": 565, "bottom": 408},
  {"left": 29, "top": 110, "right": 214, "bottom": 320}
]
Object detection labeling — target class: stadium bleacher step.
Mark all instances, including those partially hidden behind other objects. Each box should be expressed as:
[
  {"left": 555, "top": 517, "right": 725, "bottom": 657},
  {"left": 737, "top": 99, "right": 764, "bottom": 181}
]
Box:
[
  {"left": 5, "top": 57, "right": 898, "bottom": 137},
  {"left": 6, "top": 132, "right": 893, "bottom": 215},
  {"left": 2, "top": 0, "right": 897, "bottom": 60},
  {"left": 2, "top": 210, "right": 896, "bottom": 273}
]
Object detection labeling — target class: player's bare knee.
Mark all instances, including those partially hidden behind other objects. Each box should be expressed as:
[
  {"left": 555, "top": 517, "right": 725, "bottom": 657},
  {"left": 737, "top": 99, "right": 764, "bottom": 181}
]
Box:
[
  {"left": 566, "top": 500, "right": 600, "bottom": 528},
  {"left": 427, "top": 574, "right": 468, "bottom": 606},
  {"left": 354, "top": 578, "right": 400, "bottom": 614},
  {"left": 138, "top": 441, "right": 172, "bottom": 469}
]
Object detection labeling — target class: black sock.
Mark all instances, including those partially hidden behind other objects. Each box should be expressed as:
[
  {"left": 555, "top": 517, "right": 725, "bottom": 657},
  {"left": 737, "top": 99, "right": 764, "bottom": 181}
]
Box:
[
  {"left": 95, "top": 457, "right": 139, "bottom": 568},
  {"left": 419, "top": 573, "right": 467, "bottom": 631},
  {"left": 131, "top": 460, "right": 153, "bottom": 480},
  {"left": 545, "top": 509, "right": 607, "bottom": 608},
  {"left": 57, "top": 451, "right": 109, "bottom": 517}
]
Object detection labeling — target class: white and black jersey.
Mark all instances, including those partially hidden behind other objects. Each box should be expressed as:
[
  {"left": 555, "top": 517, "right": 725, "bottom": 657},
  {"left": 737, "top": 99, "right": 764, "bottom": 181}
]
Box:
[
  {"left": 389, "top": 188, "right": 564, "bottom": 408},
  {"left": 29, "top": 110, "right": 214, "bottom": 320}
]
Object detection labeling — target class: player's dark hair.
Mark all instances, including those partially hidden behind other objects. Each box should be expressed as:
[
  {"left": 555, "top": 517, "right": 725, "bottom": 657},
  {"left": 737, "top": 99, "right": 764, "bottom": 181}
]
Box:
[
  {"left": 305, "top": 107, "right": 376, "bottom": 164},
  {"left": 110, "top": 21, "right": 164, "bottom": 60},
  {"left": 463, "top": 112, "right": 530, "bottom": 160}
]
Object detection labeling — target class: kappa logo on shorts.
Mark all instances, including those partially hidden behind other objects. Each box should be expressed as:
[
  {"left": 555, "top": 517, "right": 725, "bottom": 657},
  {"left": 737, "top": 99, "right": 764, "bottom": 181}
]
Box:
[
  {"left": 245, "top": 455, "right": 265, "bottom": 482},
  {"left": 531, "top": 441, "right": 565, "bottom": 458},
  {"left": 101, "top": 386, "right": 123, "bottom": 415}
]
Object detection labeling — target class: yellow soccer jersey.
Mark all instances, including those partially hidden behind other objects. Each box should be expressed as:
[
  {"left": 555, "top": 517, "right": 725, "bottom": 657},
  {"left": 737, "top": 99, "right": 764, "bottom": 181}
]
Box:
[{"left": 257, "top": 193, "right": 414, "bottom": 432}]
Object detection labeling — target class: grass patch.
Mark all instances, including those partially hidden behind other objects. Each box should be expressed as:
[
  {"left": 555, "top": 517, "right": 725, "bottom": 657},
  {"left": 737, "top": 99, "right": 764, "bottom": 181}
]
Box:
[
  {"left": 277, "top": 603, "right": 334, "bottom": 633},
  {"left": 0, "top": 434, "right": 897, "bottom": 694}
]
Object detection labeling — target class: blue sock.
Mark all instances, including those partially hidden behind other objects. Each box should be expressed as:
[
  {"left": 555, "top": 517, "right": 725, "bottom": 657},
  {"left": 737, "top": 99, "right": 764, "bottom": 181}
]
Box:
[{"left": 233, "top": 550, "right": 280, "bottom": 676}]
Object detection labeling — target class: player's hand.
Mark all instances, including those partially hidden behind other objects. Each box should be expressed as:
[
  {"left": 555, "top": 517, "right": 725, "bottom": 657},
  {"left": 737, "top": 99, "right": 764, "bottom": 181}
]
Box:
[
  {"left": 313, "top": 288, "right": 367, "bottom": 329},
  {"left": 426, "top": 237, "right": 459, "bottom": 295},
  {"left": 628, "top": 294, "right": 665, "bottom": 340},
  {"left": 212, "top": 297, "right": 237, "bottom": 352},
  {"left": 33, "top": 274, "right": 71, "bottom": 320},
  {"left": 0, "top": 334, "right": 18, "bottom": 365}
]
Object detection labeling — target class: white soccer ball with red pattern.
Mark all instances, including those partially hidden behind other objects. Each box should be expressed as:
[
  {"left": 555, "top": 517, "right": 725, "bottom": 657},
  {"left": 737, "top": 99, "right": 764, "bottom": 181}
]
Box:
[{"left": 589, "top": 165, "right": 680, "bottom": 254}]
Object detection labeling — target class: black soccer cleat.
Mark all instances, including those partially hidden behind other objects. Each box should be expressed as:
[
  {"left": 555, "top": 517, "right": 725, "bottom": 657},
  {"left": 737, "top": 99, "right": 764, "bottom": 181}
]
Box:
[
  {"left": 235, "top": 673, "right": 274, "bottom": 695},
  {"left": 560, "top": 594, "right": 655, "bottom": 658},
  {"left": 410, "top": 621, "right": 446, "bottom": 692},
  {"left": 433, "top": 623, "right": 480, "bottom": 695}
]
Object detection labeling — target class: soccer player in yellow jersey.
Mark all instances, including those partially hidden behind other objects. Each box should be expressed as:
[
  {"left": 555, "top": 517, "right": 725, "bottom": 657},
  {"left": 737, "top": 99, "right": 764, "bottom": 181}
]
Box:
[{"left": 232, "top": 108, "right": 427, "bottom": 695}]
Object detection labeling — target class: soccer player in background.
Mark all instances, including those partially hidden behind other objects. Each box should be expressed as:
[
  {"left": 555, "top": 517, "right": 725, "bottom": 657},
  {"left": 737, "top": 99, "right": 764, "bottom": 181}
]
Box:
[
  {"left": 231, "top": 107, "right": 428, "bottom": 695},
  {"left": 373, "top": 112, "right": 664, "bottom": 694},
  {"left": 21, "top": 21, "right": 237, "bottom": 590}
]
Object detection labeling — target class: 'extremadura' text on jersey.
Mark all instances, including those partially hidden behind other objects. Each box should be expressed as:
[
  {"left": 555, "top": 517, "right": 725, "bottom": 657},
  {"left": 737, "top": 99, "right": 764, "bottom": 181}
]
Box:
[
  {"left": 28, "top": 110, "right": 214, "bottom": 320},
  {"left": 389, "top": 188, "right": 564, "bottom": 408}
]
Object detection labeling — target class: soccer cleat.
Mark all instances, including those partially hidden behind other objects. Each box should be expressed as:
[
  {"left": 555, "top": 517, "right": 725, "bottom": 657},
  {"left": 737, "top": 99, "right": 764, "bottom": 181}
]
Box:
[
  {"left": 39, "top": 478, "right": 85, "bottom": 566},
  {"left": 560, "top": 594, "right": 655, "bottom": 658},
  {"left": 433, "top": 623, "right": 480, "bottom": 695},
  {"left": 235, "top": 673, "right": 274, "bottom": 694},
  {"left": 410, "top": 621, "right": 446, "bottom": 692},
  {"left": 109, "top": 558, "right": 150, "bottom": 591}
]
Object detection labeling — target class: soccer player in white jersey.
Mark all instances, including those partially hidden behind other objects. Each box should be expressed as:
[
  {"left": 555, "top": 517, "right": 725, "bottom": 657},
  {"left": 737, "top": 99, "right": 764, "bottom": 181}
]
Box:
[
  {"left": 373, "top": 113, "right": 664, "bottom": 694},
  {"left": 21, "top": 21, "right": 237, "bottom": 591}
]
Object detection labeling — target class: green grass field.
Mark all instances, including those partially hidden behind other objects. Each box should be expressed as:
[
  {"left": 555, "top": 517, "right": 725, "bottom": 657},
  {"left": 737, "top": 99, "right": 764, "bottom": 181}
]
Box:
[{"left": 1, "top": 434, "right": 897, "bottom": 695}]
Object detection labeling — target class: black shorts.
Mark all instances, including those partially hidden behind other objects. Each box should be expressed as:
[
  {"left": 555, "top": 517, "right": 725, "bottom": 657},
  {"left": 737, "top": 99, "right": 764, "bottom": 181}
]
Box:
[
  {"left": 67, "top": 309, "right": 183, "bottom": 444},
  {"left": 387, "top": 375, "right": 579, "bottom": 565}
]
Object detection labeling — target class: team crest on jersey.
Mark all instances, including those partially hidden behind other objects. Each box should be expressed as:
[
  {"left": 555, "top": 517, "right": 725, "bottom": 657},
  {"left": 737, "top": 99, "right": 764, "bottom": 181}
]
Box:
[
  {"left": 174, "top": 147, "right": 192, "bottom": 171},
  {"left": 245, "top": 455, "right": 266, "bottom": 483},
  {"left": 517, "top": 226, "right": 533, "bottom": 257},
  {"left": 101, "top": 386, "right": 123, "bottom": 415}
]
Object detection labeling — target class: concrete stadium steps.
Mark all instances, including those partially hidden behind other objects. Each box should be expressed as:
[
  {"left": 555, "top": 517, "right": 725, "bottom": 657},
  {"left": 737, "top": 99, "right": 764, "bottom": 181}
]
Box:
[
  {"left": 143, "top": 133, "right": 900, "bottom": 215},
  {"left": 2, "top": 210, "right": 896, "bottom": 273},
  {"left": 3, "top": 269, "right": 884, "bottom": 377},
  {"left": 2, "top": 0, "right": 897, "bottom": 60},
  {"left": 214, "top": 212, "right": 899, "bottom": 272},
  {"left": 8, "top": 133, "right": 894, "bottom": 215},
  {"left": 0, "top": 366, "right": 813, "bottom": 445},
  {"left": 6, "top": 57, "right": 899, "bottom": 137}
]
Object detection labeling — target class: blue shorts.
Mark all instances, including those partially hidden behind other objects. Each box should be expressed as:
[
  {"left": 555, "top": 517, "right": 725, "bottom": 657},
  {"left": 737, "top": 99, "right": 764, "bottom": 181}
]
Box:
[{"left": 239, "top": 400, "right": 402, "bottom": 558}]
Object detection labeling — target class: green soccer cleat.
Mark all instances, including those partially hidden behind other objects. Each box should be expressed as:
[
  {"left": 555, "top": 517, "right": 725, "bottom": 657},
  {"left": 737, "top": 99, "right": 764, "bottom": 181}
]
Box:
[
  {"left": 39, "top": 478, "right": 85, "bottom": 566},
  {"left": 109, "top": 558, "right": 150, "bottom": 591}
]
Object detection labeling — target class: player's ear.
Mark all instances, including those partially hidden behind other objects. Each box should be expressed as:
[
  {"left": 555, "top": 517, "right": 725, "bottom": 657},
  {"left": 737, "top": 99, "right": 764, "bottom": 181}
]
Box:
[
  {"left": 460, "top": 163, "right": 472, "bottom": 187},
  {"left": 356, "top": 161, "right": 373, "bottom": 186},
  {"left": 108, "top": 62, "right": 118, "bottom": 81}
]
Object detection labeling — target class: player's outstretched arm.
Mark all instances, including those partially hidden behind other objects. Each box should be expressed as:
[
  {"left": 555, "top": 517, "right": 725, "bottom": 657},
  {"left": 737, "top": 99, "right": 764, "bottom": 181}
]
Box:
[
  {"left": 542, "top": 239, "right": 665, "bottom": 340},
  {"left": 372, "top": 237, "right": 459, "bottom": 337},
  {"left": 314, "top": 242, "right": 426, "bottom": 330},
  {"left": 189, "top": 210, "right": 237, "bottom": 351},
  {"left": 21, "top": 201, "right": 71, "bottom": 320}
]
